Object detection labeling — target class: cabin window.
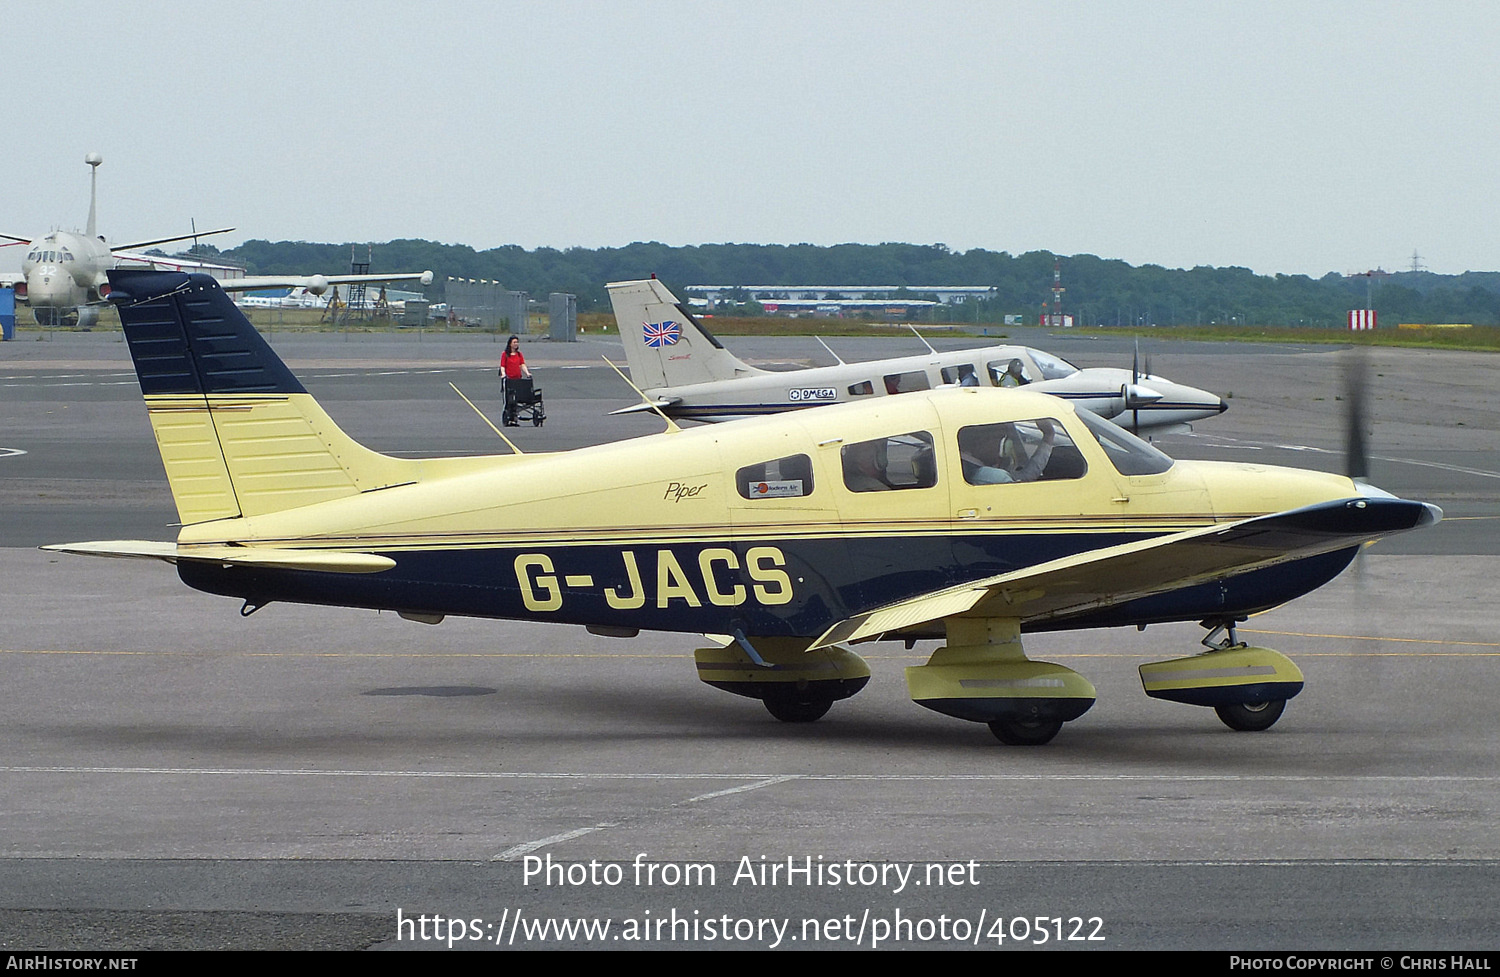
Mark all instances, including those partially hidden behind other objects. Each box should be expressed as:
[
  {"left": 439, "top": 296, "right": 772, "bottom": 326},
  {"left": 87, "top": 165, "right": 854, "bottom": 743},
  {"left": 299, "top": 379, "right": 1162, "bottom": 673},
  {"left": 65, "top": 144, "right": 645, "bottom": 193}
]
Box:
[
  {"left": 1025, "top": 347, "right": 1080, "bottom": 380},
  {"left": 941, "top": 364, "right": 980, "bottom": 386},
  {"left": 882, "top": 370, "right": 930, "bottom": 395},
  {"left": 987, "top": 358, "right": 1032, "bottom": 386},
  {"left": 848, "top": 380, "right": 874, "bottom": 396},
  {"left": 1076, "top": 411, "right": 1174, "bottom": 476},
  {"left": 957, "top": 418, "right": 1085, "bottom": 485},
  {"left": 841, "top": 432, "right": 937, "bottom": 492},
  {"left": 738, "top": 454, "right": 814, "bottom": 499}
]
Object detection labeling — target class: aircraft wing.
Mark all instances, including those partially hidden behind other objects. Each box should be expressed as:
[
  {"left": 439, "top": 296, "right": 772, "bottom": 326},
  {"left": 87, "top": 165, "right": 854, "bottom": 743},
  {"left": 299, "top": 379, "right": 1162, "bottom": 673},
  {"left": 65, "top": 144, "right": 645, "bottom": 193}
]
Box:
[
  {"left": 0, "top": 271, "right": 23, "bottom": 287},
  {"left": 220, "top": 271, "right": 435, "bottom": 294},
  {"left": 41, "top": 539, "right": 396, "bottom": 574},
  {"left": 109, "top": 227, "right": 236, "bottom": 253},
  {"left": 112, "top": 251, "right": 248, "bottom": 275},
  {"left": 809, "top": 496, "right": 1441, "bottom": 649}
]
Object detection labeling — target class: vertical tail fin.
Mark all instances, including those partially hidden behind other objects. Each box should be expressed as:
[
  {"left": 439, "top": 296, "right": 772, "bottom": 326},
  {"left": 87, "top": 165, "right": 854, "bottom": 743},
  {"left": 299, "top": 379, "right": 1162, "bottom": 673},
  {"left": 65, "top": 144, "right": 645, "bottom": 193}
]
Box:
[
  {"left": 107, "top": 270, "right": 417, "bottom": 525},
  {"left": 85, "top": 153, "right": 101, "bottom": 239},
  {"left": 606, "top": 278, "right": 763, "bottom": 389}
]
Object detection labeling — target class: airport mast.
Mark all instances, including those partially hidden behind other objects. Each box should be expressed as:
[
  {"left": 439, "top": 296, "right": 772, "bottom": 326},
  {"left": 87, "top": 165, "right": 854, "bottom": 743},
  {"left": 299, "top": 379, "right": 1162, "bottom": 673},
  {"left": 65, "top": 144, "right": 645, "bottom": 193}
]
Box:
[
  {"left": 1345, "top": 267, "right": 1389, "bottom": 331},
  {"left": 1050, "top": 257, "right": 1066, "bottom": 327},
  {"left": 344, "top": 245, "right": 372, "bottom": 324}
]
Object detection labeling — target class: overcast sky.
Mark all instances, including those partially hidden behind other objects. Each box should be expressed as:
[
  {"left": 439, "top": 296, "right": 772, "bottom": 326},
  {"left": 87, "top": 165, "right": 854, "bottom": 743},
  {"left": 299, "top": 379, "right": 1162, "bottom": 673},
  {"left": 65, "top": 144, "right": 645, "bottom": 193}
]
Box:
[{"left": 9, "top": 1, "right": 1497, "bottom": 277}]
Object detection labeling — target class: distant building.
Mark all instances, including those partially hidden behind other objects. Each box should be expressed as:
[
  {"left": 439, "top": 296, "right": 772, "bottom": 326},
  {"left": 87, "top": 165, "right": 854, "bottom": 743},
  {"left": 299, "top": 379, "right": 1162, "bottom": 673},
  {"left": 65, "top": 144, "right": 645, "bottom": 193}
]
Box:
[
  {"left": 686, "top": 284, "right": 989, "bottom": 317},
  {"left": 687, "top": 284, "right": 992, "bottom": 305}
]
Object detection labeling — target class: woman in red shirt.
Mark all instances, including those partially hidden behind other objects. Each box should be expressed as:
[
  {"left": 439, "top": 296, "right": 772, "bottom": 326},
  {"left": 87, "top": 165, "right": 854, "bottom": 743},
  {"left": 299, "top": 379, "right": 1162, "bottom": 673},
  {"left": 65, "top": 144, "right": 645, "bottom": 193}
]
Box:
[
  {"left": 499, "top": 335, "right": 531, "bottom": 379},
  {"left": 499, "top": 335, "right": 532, "bottom": 426}
]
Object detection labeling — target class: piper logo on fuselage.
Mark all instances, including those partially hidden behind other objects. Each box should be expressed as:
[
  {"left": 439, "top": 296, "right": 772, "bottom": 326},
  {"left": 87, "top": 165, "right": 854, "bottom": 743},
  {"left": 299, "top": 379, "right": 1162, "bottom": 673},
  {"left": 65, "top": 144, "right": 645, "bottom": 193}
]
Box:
[
  {"left": 665, "top": 481, "right": 708, "bottom": 502},
  {"left": 515, "top": 547, "right": 794, "bottom": 612},
  {"left": 788, "top": 387, "right": 837, "bottom": 402}
]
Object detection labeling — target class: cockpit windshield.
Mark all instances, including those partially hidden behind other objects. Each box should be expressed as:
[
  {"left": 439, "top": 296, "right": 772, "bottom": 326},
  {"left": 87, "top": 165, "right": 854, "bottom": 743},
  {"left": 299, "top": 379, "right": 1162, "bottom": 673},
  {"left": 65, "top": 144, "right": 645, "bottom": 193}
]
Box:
[
  {"left": 1076, "top": 411, "right": 1174, "bottom": 476},
  {"left": 1024, "top": 348, "right": 1079, "bottom": 380}
]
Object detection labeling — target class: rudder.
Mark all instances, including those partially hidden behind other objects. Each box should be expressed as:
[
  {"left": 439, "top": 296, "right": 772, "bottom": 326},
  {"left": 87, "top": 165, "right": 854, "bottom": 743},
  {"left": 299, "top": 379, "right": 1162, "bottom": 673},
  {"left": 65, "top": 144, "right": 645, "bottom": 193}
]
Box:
[
  {"left": 107, "top": 270, "right": 418, "bottom": 524},
  {"left": 606, "top": 278, "right": 763, "bottom": 389}
]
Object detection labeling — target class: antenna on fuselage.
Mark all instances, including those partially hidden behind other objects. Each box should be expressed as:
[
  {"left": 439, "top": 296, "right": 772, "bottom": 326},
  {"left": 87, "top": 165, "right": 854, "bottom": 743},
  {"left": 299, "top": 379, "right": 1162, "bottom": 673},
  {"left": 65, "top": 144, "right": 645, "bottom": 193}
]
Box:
[
  {"left": 449, "top": 382, "right": 525, "bottom": 454},
  {"left": 907, "top": 324, "right": 937, "bottom": 354},
  {"left": 84, "top": 153, "right": 102, "bottom": 239},
  {"left": 603, "top": 357, "right": 682, "bottom": 433}
]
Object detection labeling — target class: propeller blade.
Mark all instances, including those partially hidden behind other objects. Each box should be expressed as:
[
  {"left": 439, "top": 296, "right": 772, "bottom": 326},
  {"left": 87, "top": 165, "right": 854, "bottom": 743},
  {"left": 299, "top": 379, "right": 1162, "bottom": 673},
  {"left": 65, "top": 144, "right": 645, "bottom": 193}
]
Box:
[
  {"left": 1344, "top": 348, "right": 1370, "bottom": 482},
  {"left": 1344, "top": 348, "right": 1372, "bottom": 581},
  {"left": 1131, "top": 338, "right": 1141, "bottom": 432}
]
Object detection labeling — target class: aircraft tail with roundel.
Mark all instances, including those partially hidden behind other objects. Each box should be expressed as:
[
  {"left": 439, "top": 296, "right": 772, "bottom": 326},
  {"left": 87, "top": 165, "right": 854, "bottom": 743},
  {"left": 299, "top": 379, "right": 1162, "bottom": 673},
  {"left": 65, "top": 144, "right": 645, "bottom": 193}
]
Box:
[{"left": 606, "top": 278, "right": 766, "bottom": 390}]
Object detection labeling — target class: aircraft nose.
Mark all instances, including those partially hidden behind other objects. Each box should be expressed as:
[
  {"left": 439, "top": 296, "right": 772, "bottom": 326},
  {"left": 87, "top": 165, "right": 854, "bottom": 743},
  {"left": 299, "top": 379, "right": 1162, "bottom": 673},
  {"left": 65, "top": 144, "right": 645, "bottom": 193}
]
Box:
[
  {"left": 1164, "top": 379, "right": 1228, "bottom": 418},
  {"left": 26, "top": 269, "right": 75, "bottom": 308}
]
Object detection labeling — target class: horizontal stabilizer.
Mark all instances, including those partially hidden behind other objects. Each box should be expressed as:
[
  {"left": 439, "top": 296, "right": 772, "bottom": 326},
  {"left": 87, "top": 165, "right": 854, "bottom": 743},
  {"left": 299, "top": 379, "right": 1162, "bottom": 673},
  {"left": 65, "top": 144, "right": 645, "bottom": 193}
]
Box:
[
  {"left": 608, "top": 398, "right": 681, "bottom": 416},
  {"left": 41, "top": 540, "right": 396, "bottom": 574}
]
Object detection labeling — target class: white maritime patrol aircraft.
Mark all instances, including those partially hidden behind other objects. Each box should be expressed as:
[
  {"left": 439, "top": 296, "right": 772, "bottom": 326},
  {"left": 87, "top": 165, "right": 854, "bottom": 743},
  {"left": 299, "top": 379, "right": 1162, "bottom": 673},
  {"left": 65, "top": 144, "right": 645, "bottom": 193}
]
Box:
[
  {"left": 607, "top": 278, "right": 1227, "bottom": 434},
  {"left": 1, "top": 154, "right": 432, "bottom": 327},
  {"left": 45, "top": 270, "right": 1438, "bottom": 746}
]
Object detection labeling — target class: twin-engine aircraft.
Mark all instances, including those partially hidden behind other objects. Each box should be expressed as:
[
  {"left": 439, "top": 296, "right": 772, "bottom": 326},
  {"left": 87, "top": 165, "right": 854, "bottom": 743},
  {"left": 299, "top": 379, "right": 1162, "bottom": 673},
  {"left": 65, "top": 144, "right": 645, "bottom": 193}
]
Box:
[
  {"left": 2, "top": 154, "right": 431, "bottom": 327},
  {"left": 606, "top": 278, "right": 1227, "bottom": 433},
  {"left": 46, "top": 270, "right": 1438, "bottom": 745}
]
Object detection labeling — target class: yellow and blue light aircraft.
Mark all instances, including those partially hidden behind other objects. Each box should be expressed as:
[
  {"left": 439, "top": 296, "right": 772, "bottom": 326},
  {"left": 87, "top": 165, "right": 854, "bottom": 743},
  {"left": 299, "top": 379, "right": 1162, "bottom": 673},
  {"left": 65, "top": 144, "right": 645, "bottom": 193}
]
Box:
[{"left": 45, "top": 270, "right": 1439, "bottom": 745}]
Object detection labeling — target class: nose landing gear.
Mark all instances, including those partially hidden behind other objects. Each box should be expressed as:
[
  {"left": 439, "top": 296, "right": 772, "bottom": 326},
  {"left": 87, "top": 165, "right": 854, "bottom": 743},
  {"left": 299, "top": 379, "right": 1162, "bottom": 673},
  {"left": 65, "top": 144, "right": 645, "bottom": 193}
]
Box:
[{"left": 1139, "top": 620, "right": 1303, "bottom": 732}]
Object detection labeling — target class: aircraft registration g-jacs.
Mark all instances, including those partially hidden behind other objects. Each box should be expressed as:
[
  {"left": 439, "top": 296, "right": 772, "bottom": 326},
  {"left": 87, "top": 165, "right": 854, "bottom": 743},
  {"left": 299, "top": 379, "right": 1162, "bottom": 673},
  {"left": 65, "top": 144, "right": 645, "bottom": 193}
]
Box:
[
  {"left": 45, "top": 270, "right": 1439, "bottom": 746},
  {"left": 606, "top": 278, "right": 1228, "bottom": 434},
  {"left": 1, "top": 153, "right": 432, "bottom": 328}
]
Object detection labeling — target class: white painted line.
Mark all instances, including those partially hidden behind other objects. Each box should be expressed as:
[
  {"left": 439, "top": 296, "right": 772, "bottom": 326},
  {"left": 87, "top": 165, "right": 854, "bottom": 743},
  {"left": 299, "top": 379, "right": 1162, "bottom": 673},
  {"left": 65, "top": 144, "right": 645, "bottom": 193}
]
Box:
[
  {"left": 1186, "top": 432, "right": 1500, "bottom": 479},
  {"left": 683, "top": 775, "right": 802, "bottom": 803},
  {"left": 493, "top": 823, "right": 617, "bottom": 861},
  {"left": 0, "top": 447, "right": 26, "bottom": 458},
  {"left": 5, "top": 766, "right": 1500, "bottom": 784}
]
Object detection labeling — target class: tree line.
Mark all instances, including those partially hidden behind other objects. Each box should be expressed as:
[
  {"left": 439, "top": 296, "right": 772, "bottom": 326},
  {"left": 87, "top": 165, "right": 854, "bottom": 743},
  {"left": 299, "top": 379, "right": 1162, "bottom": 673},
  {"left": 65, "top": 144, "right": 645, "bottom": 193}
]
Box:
[{"left": 204, "top": 240, "right": 1500, "bottom": 328}]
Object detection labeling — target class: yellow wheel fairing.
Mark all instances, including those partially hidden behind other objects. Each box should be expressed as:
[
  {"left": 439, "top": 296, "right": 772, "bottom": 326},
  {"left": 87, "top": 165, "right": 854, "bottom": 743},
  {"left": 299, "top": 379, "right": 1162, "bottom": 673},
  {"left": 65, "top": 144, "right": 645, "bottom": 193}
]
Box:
[
  {"left": 907, "top": 659, "right": 1097, "bottom": 724},
  {"left": 694, "top": 637, "right": 870, "bottom": 704},
  {"left": 905, "top": 618, "right": 1096, "bottom": 724},
  {"left": 1138, "top": 646, "right": 1305, "bottom": 707}
]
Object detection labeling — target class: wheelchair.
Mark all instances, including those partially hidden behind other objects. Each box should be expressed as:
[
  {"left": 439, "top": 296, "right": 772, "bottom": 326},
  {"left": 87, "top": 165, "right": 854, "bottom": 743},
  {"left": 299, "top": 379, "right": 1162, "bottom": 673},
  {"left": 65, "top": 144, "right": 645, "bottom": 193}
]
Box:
[{"left": 502, "top": 376, "right": 545, "bottom": 427}]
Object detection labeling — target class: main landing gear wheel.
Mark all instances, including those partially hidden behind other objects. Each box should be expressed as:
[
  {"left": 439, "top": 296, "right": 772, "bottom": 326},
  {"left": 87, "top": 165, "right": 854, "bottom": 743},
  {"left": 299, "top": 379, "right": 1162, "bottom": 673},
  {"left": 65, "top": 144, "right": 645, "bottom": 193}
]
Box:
[
  {"left": 1214, "top": 699, "right": 1286, "bottom": 732},
  {"left": 763, "top": 694, "right": 834, "bottom": 723},
  {"left": 988, "top": 719, "right": 1064, "bottom": 746}
]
